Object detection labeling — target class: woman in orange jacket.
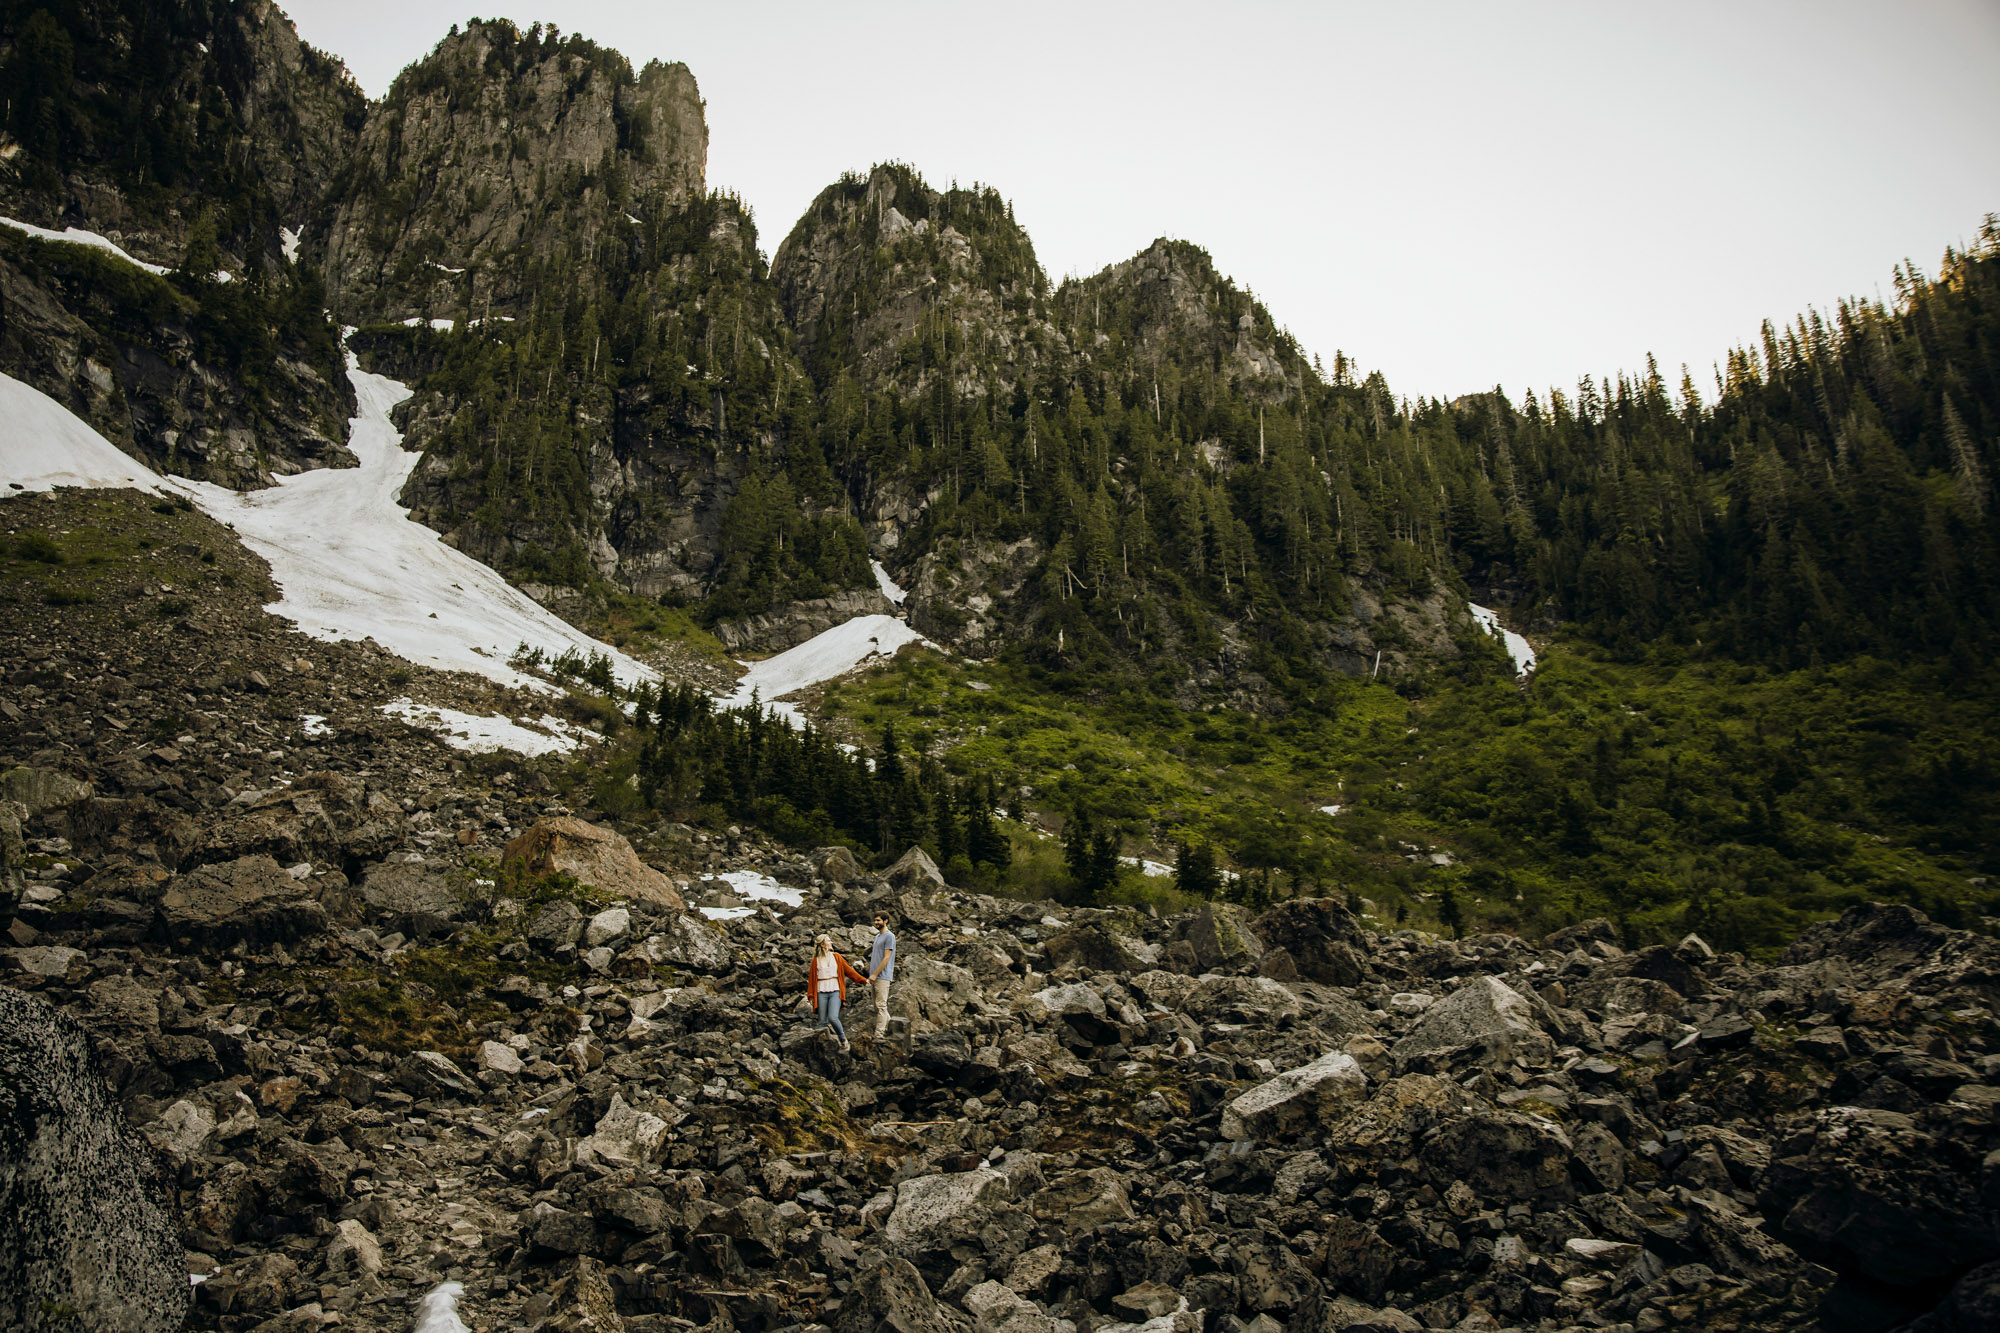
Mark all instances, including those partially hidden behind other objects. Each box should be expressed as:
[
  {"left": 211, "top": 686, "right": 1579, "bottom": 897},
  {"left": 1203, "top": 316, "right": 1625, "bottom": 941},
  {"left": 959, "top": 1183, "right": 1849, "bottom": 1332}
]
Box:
[{"left": 805, "top": 933, "right": 869, "bottom": 1052}]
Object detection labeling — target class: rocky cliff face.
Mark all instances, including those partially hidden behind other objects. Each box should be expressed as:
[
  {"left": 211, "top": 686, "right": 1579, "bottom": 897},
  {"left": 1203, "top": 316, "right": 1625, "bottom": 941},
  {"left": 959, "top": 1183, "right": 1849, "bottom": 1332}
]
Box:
[
  {"left": 316, "top": 20, "right": 706, "bottom": 326},
  {"left": 0, "top": 0, "right": 365, "bottom": 270},
  {"left": 0, "top": 232, "right": 354, "bottom": 486},
  {"left": 0, "top": 6, "right": 1474, "bottom": 684},
  {"left": 770, "top": 167, "right": 1450, "bottom": 685},
  {"left": 0, "top": 0, "right": 362, "bottom": 484},
  {"left": 362, "top": 191, "right": 848, "bottom": 608}
]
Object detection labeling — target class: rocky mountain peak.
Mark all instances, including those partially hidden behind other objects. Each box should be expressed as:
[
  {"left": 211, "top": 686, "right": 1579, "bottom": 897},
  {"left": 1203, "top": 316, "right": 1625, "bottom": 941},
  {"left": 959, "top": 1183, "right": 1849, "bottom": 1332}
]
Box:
[
  {"left": 316, "top": 18, "right": 707, "bottom": 326},
  {"left": 1058, "top": 237, "right": 1314, "bottom": 402},
  {"left": 772, "top": 163, "right": 1056, "bottom": 395}
]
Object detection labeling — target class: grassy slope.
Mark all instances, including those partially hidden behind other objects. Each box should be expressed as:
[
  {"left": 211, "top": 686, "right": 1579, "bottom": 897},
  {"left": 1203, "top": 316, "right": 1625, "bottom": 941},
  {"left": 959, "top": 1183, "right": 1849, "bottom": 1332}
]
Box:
[{"left": 793, "top": 634, "right": 1999, "bottom": 954}]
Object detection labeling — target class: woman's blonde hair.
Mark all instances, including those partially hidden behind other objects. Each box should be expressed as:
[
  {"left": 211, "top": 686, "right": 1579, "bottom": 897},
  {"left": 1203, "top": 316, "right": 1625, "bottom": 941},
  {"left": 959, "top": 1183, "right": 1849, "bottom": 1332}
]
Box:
[{"left": 814, "top": 933, "right": 832, "bottom": 952}]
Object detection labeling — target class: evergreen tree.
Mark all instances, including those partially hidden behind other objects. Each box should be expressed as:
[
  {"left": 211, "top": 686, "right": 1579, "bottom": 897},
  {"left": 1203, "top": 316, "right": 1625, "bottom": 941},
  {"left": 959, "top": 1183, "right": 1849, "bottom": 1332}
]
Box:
[{"left": 1174, "top": 841, "right": 1221, "bottom": 900}]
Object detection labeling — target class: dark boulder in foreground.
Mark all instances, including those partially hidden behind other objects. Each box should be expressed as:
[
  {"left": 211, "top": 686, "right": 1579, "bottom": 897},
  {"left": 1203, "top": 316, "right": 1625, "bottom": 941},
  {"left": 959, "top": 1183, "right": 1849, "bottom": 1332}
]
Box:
[{"left": 0, "top": 987, "right": 188, "bottom": 1333}]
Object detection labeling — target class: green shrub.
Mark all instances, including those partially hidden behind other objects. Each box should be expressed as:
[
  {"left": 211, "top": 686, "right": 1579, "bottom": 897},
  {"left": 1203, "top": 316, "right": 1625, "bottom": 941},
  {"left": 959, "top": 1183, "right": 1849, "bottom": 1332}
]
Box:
[{"left": 14, "top": 532, "right": 64, "bottom": 563}]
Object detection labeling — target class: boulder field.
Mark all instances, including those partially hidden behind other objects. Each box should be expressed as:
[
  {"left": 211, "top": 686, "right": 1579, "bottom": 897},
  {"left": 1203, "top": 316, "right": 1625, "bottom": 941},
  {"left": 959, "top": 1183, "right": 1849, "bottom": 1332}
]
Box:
[{"left": 8, "top": 844, "right": 2000, "bottom": 1333}]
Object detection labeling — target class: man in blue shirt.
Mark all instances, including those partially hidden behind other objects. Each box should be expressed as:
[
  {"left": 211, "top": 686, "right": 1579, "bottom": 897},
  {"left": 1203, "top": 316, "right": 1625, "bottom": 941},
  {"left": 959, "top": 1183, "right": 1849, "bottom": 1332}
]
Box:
[{"left": 866, "top": 912, "right": 897, "bottom": 1040}]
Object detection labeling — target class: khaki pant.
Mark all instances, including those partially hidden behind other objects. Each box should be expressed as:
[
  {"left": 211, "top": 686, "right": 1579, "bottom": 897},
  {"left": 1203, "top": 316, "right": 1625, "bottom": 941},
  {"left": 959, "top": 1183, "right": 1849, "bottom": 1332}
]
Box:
[{"left": 872, "top": 975, "right": 893, "bottom": 1038}]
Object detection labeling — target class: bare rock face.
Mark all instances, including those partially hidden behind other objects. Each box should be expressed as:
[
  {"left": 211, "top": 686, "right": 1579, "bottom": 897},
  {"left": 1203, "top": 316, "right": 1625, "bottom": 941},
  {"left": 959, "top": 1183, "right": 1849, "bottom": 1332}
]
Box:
[
  {"left": 319, "top": 20, "right": 706, "bottom": 326},
  {"left": 196, "top": 770, "right": 403, "bottom": 869},
  {"left": 1180, "top": 902, "right": 1264, "bottom": 971},
  {"left": 0, "top": 0, "right": 365, "bottom": 270},
  {"left": 1253, "top": 897, "right": 1368, "bottom": 985},
  {"left": 357, "top": 860, "right": 460, "bottom": 936},
  {"left": 835, "top": 1257, "right": 955, "bottom": 1333},
  {"left": 0, "top": 766, "right": 93, "bottom": 817},
  {"left": 0, "top": 988, "right": 188, "bottom": 1333},
  {"left": 0, "top": 2, "right": 363, "bottom": 486},
  {"left": 0, "top": 799, "right": 23, "bottom": 922},
  {"left": 503, "top": 816, "right": 686, "bottom": 910}
]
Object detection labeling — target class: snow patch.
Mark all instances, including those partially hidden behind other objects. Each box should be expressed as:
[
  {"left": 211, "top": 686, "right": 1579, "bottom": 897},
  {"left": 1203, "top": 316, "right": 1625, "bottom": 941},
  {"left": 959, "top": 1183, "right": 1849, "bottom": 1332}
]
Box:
[
  {"left": 0, "top": 372, "right": 171, "bottom": 495},
  {"left": 428, "top": 261, "right": 467, "bottom": 274},
  {"left": 871, "top": 559, "right": 908, "bottom": 604},
  {"left": 698, "top": 906, "right": 756, "bottom": 921},
  {"left": 400, "top": 316, "right": 460, "bottom": 331},
  {"left": 0, "top": 214, "right": 169, "bottom": 274},
  {"left": 301, "top": 715, "right": 332, "bottom": 737},
  {"left": 1120, "top": 856, "right": 1174, "bottom": 878},
  {"left": 172, "top": 347, "right": 655, "bottom": 691},
  {"left": 1468, "top": 603, "right": 1537, "bottom": 677},
  {"left": 380, "top": 698, "right": 589, "bottom": 757},
  {"left": 722, "top": 614, "right": 930, "bottom": 727},
  {"left": 413, "top": 1281, "right": 471, "bottom": 1333},
  {"left": 703, "top": 869, "right": 804, "bottom": 908},
  {"left": 280, "top": 226, "right": 301, "bottom": 264}
]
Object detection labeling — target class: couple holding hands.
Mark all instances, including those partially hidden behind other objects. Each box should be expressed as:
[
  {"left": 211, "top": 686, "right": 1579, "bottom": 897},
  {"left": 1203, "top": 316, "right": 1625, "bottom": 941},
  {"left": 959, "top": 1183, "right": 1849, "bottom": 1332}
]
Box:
[{"left": 804, "top": 912, "right": 896, "bottom": 1053}]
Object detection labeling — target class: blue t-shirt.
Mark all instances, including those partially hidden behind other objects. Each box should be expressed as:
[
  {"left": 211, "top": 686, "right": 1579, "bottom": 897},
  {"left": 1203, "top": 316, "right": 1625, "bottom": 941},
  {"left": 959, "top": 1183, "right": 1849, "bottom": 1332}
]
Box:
[{"left": 867, "top": 929, "right": 897, "bottom": 982}]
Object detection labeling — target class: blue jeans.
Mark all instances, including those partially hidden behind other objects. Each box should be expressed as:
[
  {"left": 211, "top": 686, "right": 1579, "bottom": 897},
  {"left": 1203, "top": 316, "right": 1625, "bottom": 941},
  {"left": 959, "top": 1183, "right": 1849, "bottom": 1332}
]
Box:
[{"left": 816, "top": 989, "right": 846, "bottom": 1042}]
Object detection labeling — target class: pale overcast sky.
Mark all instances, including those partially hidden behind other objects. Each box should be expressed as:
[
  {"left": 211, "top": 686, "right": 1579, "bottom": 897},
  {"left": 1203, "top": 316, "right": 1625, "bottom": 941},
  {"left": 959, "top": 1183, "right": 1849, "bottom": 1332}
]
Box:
[{"left": 283, "top": 0, "right": 2000, "bottom": 405}]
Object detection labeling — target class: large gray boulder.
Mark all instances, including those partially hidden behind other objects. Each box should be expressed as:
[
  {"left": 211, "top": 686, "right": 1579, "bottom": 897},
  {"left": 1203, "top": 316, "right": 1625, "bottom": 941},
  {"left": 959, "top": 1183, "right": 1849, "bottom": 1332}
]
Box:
[
  {"left": 884, "top": 1165, "right": 1014, "bottom": 1251},
  {"left": 1420, "top": 1112, "right": 1576, "bottom": 1204},
  {"left": 1253, "top": 897, "right": 1368, "bottom": 985},
  {"left": 0, "top": 798, "right": 23, "bottom": 922},
  {"left": 357, "top": 860, "right": 460, "bottom": 936},
  {"left": 0, "top": 766, "right": 93, "bottom": 817},
  {"left": 1220, "top": 1050, "right": 1370, "bottom": 1141},
  {"left": 836, "top": 1257, "right": 955, "bottom": 1333},
  {"left": 884, "top": 844, "right": 949, "bottom": 894},
  {"left": 1390, "top": 974, "right": 1552, "bottom": 1069},
  {"left": 1759, "top": 1105, "right": 2000, "bottom": 1288},
  {"left": 1180, "top": 902, "right": 1263, "bottom": 970},
  {"left": 0, "top": 988, "right": 189, "bottom": 1333},
  {"left": 154, "top": 855, "right": 329, "bottom": 948}
]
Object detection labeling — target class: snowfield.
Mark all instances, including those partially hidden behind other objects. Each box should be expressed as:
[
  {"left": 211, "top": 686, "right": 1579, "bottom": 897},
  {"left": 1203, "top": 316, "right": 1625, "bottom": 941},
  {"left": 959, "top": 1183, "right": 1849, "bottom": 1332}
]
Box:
[
  {"left": 721, "top": 614, "right": 930, "bottom": 726},
  {"left": 0, "top": 214, "right": 234, "bottom": 281},
  {"left": 1469, "top": 602, "right": 1538, "bottom": 677},
  {"left": 171, "top": 348, "right": 657, "bottom": 693},
  {"left": 0, "top": 372, "right": 172, "bottom": 495}
]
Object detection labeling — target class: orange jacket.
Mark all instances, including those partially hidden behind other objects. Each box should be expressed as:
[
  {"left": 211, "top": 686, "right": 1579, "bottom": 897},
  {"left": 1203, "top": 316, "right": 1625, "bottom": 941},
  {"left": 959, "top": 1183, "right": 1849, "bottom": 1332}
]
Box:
[{"left": 805, "top": 951, "right": 869, "bottom": 1006}]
